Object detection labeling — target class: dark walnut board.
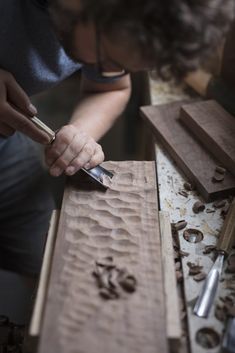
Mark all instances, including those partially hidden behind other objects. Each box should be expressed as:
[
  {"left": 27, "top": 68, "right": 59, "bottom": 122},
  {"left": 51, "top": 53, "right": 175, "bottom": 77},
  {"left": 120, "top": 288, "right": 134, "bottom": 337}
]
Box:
[
  {"left": 140, "top": 101, "right": 235, "bottom": 201},
  {"left": 180, "top": 100, "right": 235, "bottom": 177},
  {"left": 38, "top": 161, "right": 168, "bottom": 353}
]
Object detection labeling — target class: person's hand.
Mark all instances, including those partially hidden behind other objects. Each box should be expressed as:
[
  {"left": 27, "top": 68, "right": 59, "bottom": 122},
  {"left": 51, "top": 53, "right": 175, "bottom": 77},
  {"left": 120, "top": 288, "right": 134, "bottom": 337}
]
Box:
[
  {"left": 0, "top": 69, "right": 50, "bottom": 143},
  {"left": 45, "top": 124, "right": 104, "bottom": 177}
]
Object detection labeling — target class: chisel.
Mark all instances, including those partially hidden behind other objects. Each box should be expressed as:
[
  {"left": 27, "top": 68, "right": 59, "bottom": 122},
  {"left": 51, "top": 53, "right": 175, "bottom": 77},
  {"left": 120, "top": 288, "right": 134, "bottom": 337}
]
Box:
[
  {"left": 30, "top": 116, "right": 113, "bottom": 188},
  {"left": 194, "top": 198, "right": 235, "bottom": 318}
]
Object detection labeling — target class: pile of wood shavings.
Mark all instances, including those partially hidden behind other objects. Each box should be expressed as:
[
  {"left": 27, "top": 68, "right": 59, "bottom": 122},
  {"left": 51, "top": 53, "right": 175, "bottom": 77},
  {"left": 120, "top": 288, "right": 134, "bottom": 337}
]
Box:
[{"left": 92, "top": 256, "right": 137, "bottom": 300}]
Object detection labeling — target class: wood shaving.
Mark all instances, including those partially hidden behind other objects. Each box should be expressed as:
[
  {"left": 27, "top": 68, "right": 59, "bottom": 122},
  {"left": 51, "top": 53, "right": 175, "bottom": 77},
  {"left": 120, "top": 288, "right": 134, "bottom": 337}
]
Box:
[
  {"left": 187, "top": 262, "right": 203, "bottom": 275},
  {"left": 172, "top": 220, "right": 188, "bottom": 231},
  {"left": 178, "top": 190, "right": 188, "bottom": 198},
  {"left": 178, "top": 249, "right": 189, "bottom": 257},
  {"left": 213, "top": 200, "right": 227, "bottom": 209},
  {"left": 183, "top": 182, "right": 194, "bottom": 191},
  {"left": 203, "top": 245, "right": 217, "bottom": 254},
  {"left": 92, "top": 257, "right": 137, "bottom": 300},
  {"left": 215, "top": 166, "right": 227, "bottom": 174},
  {"left": 192, "top": 201, "right": 205, "bottom": 214},
  {"left": 206, "top": 208, "right": 215, "bottom": 213},
  {"left": 193, "top": 272, "right": 207, "bottom": 282}
]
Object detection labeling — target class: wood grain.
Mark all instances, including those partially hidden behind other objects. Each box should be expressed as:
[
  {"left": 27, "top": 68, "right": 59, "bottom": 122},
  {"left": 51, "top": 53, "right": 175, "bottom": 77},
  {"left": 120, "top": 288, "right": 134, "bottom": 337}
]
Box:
[
  {"left": 159, "top": 211, "right": 181, "bottom": 346},
  {"left": 38, "top": 161, "right": 168, "bottom": 353},
  {"left": 180, "top": 100, "right": 235, "bottom": 176},
  {"left": 217, "top": 198, "right": 235, "bottom": 253},
  {"left": 140, "top": 101, "right": 235, "bottom": 201}
]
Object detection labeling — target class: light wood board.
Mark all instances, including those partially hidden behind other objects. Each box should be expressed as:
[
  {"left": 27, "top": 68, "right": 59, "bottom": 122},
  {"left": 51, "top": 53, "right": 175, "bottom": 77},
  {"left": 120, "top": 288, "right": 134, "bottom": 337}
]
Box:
[
  {"left": 159, "top": 211, "right": 182, "bottom": 346},
  {"left": 140, "top": 101, "right": 235, "bottom": 201},
  {"left": 38, "top": 161, "right": 168, "bottom": 353},
  {"left": 180, "top": 100, "right": 235, "bottom": 176}
]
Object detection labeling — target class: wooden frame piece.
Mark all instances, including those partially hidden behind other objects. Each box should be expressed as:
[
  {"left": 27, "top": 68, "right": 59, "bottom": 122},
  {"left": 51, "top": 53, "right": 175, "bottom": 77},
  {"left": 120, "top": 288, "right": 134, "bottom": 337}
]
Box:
[
  {"left": 141, "top": 101, "right": 235, "bottom": 201},
  {"left": 180, "top": 100, "right": 235, "bottom": 177}
]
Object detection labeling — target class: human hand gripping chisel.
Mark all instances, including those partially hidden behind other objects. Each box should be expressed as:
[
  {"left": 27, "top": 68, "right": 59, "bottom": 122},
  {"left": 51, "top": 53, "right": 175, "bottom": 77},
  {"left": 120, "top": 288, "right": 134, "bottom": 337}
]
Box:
[
  {"left": 30, "top": 116, "right": 113, "bottom": 188},
  {"left": 194, "top": 198, "right": 235, "bottom": 318}
]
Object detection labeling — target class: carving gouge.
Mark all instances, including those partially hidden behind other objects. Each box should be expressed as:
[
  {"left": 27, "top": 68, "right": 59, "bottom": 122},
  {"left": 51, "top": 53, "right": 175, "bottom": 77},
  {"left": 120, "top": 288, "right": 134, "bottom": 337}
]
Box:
[
  {"left": 30, "top": 116, "right": 113, "bottom": 188},
  {"left": 194, "top": 198, "right": 235, "bottom": 318}
]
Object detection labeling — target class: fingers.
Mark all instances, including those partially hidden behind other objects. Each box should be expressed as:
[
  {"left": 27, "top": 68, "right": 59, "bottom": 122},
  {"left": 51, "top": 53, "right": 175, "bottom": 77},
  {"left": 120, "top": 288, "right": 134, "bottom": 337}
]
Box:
[
  {"left": 5, "top": 71, "right": 37, "bottom": 116},
  {"left": 45, "top": 125, "right": 104, "bottom": 177},
  {"left": 0, "top": 69, "right": 51, "bottom": 144},
  {"left": 0, "top": 104, "right": 51, "bottom": 143}
]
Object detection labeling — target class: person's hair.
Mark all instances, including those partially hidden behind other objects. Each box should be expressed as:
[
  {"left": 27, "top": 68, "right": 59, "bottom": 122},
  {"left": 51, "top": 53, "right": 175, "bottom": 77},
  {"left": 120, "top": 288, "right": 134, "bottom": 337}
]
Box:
[{"left": 49, "top": 0, "right": 235, "bottom": 79}]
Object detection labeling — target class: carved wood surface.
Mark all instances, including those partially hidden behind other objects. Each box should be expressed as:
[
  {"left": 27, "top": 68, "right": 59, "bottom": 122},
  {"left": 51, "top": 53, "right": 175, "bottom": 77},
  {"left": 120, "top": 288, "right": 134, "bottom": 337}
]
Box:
[
  {"left": 180, "top": 100, "right": 235, "bottom": 176},
  {"left": 140, "top": 101, "right": 235, "bottom": 201},
  {"left": 38, "top": 161, "right": 168, "bottom": 353}
]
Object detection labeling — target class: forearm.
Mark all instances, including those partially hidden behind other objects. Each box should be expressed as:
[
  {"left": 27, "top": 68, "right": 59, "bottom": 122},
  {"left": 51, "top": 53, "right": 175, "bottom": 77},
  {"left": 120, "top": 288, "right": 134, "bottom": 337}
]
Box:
[{"left": 70, "top": 76, "right": 131, "bottom": 141}]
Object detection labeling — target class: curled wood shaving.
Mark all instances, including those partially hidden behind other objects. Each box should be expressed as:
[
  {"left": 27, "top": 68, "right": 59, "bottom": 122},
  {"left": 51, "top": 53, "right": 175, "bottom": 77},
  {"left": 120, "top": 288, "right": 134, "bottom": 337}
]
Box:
[
  {"left": 183, "top": 182, "right": 194, "bottom": 191},
  {"left": 192, "top": 201, "right": 205, "bottom": 214},
  {"left": 187, "top": 262, "right": 203, "bottom": 275},
  {"left": 178, "top": 190, "right": 188, "bottom": 198},
  {"left": 203, "top": 245, "right": 217, "bottom": 254},
  {"left": 172, "top": 220, "right": 188, "bottom": 231},
  {"left": 213, "top": 200, "right": 227, "bottom": 209},
  {"left": 193, "top": 272, "right": 207, "bottom": 282},
  {"left": 93, "top": 257, "right": 137, "bottom": 300}
]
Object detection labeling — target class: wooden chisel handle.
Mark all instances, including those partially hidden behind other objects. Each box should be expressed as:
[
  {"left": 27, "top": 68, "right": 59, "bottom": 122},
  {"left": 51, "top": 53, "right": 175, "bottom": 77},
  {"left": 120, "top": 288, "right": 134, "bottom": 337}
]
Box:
[{"left": 217, "top": 198, "right": 235, "bottom": 254}]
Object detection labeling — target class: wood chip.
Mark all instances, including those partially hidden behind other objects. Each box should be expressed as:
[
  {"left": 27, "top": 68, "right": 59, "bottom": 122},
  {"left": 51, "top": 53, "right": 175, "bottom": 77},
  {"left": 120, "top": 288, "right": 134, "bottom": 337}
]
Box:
[
  {"left": 220, "top": 202, "right": 231, "bottom": 218},
  {"left": 187, "top": 262, "right": 203, "bottom": 275},
  {"left": 193, "top": 272, "right": 207, "bottom": 281},
  {"left": 118, "top": 274, "right": 137, "bottom": 293},
  {"left": 178, "top": 250, "right": 189, "bottom": 257},
  {"left": 183, "top": 182, "right": 194, "bottom": 191},
  {"left": 203, "top": 245, "right": 217, "bottom": 254},
  {"left": 213, "top": 200, "right": 227, "bottom": 209},
  {"left": 215, "top": 304, "right": 227, "bottom": 321},
  {"left": 215, "top": 166, "right": 227, "bottom": 174},
  {"left": 192, "top": 201, "right": 205, "bottom": 214},
  {"left": 172, "top": 220, "right": 188, "bottom": 231},
  {"left": 183, "top": 228, "right": 204, "bottom": 243},
  {"left": 178, "top": 190, "right": 188, "bottom": 198},
  {"left": 93, "top": 258, "right": 137, "bottom": 299},
  {"left": 206, "top": 208, "right": 215, "bottom": 213},
  {"left": 212, "top": 171, "right": 225, "bottom": 182}
]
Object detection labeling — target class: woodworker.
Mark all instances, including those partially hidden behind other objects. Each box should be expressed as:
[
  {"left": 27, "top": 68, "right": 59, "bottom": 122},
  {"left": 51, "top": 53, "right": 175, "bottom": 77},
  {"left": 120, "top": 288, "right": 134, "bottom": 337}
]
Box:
[{"left": 0, "top": 0, "right": 233, "bottom": 278}]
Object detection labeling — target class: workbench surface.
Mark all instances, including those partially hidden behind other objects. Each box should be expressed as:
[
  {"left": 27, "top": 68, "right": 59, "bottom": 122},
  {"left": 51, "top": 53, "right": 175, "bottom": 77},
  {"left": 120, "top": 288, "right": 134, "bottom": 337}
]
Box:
[{"left": 149, "top": 78, "right": 234, "bottom": 353}]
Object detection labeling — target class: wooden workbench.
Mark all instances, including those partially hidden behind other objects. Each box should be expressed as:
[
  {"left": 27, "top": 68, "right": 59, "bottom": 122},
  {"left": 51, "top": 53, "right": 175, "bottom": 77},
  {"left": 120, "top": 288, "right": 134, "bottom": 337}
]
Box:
[{"left": 148, "top": 78, "right": 234, "bottom": 353}]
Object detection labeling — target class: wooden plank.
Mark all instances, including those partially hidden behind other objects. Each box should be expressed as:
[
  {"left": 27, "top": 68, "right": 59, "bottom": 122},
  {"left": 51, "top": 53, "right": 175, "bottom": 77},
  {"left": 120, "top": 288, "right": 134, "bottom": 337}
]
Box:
[
  {"left": 140, "top": 101, "right": 235, "bottom": 201},
  {"left": 159, "top": 211, "right": 181, "bottom": 347},
  {"left": 180, "top": 100, "right": 235, "bottom": 176},
  {"left": 29, "top": 210, "right": 60, "bottom": 337},
  {"left": 38, "top": 161, "right": 168, "bottom": 353}
]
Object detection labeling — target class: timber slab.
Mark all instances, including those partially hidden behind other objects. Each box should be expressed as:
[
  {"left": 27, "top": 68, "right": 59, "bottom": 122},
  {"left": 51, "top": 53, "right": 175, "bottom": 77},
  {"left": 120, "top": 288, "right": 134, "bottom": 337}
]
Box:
[
  {"left": 180, "top": 100, "right": 235, "bottom": 177},
  {"left": 141, "top": 101, "right": 235, "bottom": 201},
  {"left": 38, "top": 161, "right": 168, "bottom": 353}
]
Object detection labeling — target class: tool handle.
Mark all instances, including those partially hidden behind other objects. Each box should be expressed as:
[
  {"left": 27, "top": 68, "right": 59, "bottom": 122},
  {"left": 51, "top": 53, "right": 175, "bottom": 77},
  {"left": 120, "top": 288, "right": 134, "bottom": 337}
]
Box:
[
  {"left": 31, "top": 116, "right": 56, "bottom": 144},
  {"left": 217, "top": 198, "right": 235, "bottom": 253}
]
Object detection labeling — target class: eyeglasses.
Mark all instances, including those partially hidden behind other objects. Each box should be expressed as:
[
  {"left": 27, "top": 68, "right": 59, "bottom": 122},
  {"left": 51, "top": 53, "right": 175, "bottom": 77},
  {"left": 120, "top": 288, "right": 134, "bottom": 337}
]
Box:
[{"left": 95, "top": 25, "right": 129, "bottom": 79}]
